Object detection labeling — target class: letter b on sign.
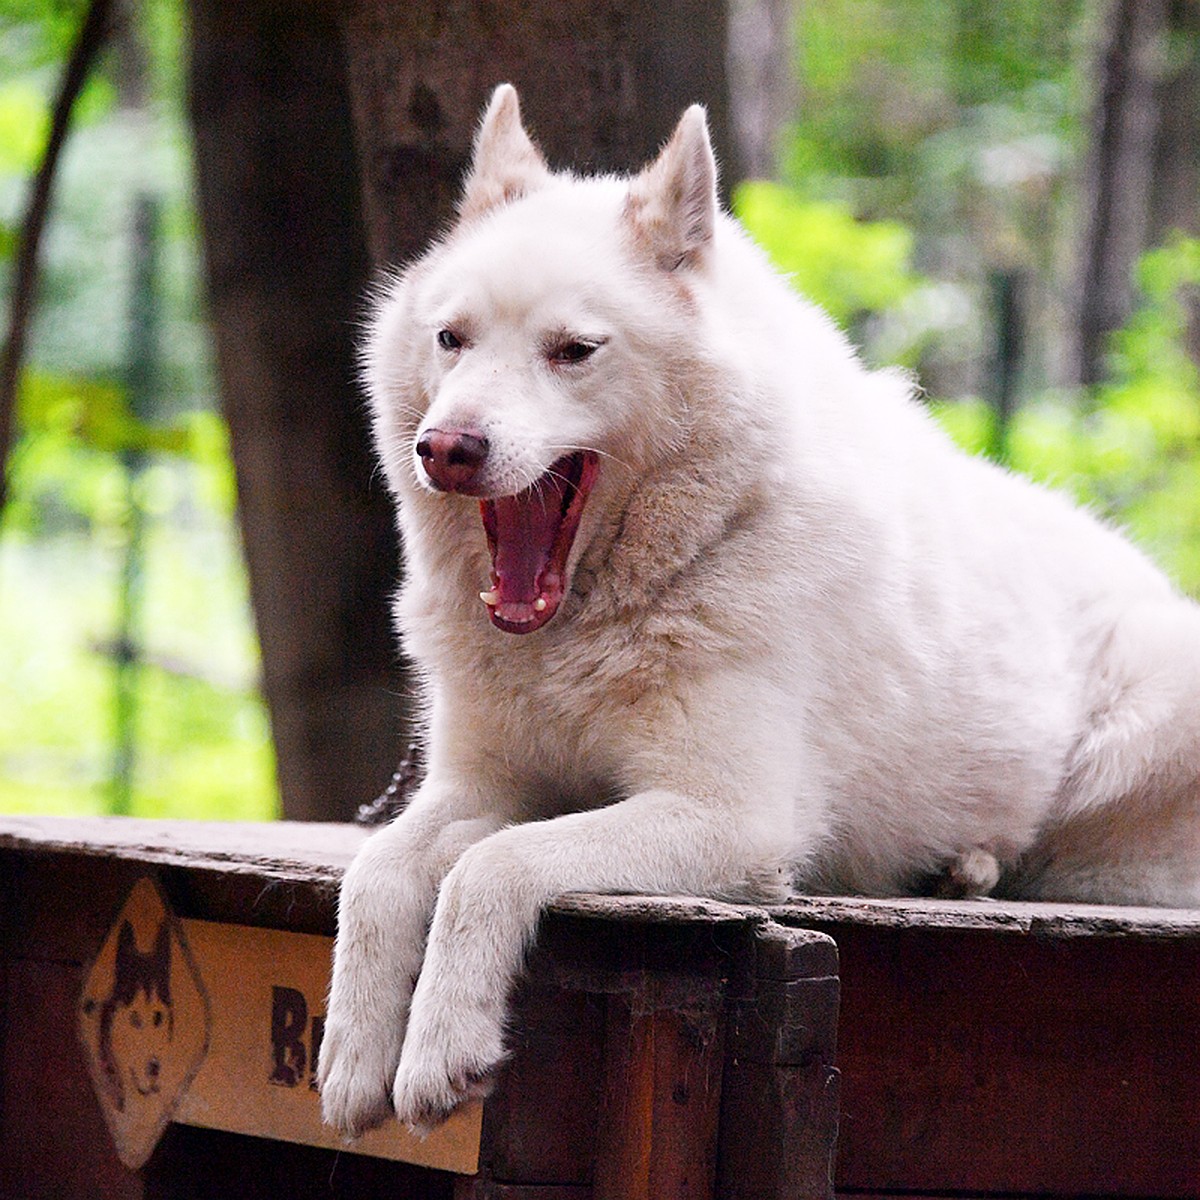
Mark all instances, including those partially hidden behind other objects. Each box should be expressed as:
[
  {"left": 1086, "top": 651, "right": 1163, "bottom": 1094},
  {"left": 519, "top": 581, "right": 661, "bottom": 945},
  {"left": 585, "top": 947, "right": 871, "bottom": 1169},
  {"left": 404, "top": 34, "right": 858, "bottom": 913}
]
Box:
[{"left": 269, "top": 986, "right": 307, "bottom": 1087}]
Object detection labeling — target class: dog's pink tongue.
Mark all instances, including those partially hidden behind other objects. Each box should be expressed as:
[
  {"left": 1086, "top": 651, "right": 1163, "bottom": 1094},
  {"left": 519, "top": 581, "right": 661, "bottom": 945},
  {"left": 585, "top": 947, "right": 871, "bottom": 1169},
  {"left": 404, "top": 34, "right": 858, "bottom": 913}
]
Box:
[{"left": 489, "top": 476, "right": 568, "bottom": 620}]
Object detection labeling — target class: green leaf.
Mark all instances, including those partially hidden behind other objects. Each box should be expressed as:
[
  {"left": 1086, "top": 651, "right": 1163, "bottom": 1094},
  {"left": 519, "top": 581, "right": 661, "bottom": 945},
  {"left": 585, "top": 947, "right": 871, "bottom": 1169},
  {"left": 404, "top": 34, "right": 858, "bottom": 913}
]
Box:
[
  {"left": 0, "top": 78, "right": 49, "bottom": 174},
  {"left": 17, "top": 368, "right": 192, "bottom": 455},
  {"left": 733, "top": 181, "right": 921, "bottom": 325}
]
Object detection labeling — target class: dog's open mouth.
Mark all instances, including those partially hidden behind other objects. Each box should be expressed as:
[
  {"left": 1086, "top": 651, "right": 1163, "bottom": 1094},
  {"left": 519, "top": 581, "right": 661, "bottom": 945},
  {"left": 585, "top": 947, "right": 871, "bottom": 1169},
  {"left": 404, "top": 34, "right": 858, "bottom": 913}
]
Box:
[{"left": 479, "top": 451, "right": 599, "bottom": 633}]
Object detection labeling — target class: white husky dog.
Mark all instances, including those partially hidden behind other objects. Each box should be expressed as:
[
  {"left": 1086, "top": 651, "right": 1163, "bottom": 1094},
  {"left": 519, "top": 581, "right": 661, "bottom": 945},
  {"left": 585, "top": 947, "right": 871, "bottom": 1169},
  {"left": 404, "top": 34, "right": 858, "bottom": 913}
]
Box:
[{"left": 318, "top": 84, "right": 1200, "bottom": 1135}]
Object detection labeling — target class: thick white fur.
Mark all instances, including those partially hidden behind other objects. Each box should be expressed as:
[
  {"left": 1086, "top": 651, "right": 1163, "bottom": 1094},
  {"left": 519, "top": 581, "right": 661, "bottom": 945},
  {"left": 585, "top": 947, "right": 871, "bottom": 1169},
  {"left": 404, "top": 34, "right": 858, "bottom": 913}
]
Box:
[{"left": 319, "top": 84, "right": 1200, "bottom": 1135}]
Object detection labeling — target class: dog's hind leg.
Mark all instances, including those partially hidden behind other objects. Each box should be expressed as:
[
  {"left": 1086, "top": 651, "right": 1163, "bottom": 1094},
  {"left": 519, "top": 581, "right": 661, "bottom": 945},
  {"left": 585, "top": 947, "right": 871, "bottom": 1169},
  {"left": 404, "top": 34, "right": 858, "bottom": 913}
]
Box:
[
  {"left": 390, "top": 785, "right": 789, "bottom": 1132},
  {"left": 318, "top": 780, "right": 510, "bottom": 1137},
  {"left": 1015, "top": 601, "right": 1200, "bottom": 906}
]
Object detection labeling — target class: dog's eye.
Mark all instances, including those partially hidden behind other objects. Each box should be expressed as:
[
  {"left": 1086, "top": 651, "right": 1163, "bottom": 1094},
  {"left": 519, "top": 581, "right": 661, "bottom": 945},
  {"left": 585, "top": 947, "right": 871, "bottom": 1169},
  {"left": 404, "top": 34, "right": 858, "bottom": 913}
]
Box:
[
  {"left": 550, "top": 340, "right": 600, "bottom": 366},
  {"left": 437, "top": 329, "right": 463, "bottom": 352}
]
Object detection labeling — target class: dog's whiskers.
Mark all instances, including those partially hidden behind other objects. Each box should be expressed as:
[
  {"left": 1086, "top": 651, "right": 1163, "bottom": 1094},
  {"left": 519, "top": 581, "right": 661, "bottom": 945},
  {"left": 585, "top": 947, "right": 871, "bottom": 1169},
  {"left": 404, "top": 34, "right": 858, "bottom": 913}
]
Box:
[{"left": 545, "top": 443, "right": 632, "bottom": 474}]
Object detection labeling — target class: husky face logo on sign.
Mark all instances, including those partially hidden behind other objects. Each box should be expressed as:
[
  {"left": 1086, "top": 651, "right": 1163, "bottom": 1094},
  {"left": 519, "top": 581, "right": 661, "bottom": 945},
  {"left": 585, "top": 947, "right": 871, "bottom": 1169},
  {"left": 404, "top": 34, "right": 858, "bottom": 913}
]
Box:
[
  {"left": 96, "top": 918, "right": 175, "bottom": 1111},
  {"left": 79, "top": 877, "right": 210, "bottom": 1170}
]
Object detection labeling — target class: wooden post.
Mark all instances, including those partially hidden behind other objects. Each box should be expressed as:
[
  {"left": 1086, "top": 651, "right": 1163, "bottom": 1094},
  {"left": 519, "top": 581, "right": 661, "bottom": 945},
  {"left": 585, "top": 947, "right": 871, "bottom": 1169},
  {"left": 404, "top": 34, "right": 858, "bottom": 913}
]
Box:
[
  {"left": 718, "top": 925, "right": 841, "bottom": 1200},
  {"left": 593, "top": 996, "right": 726, "bottom": 1200}
]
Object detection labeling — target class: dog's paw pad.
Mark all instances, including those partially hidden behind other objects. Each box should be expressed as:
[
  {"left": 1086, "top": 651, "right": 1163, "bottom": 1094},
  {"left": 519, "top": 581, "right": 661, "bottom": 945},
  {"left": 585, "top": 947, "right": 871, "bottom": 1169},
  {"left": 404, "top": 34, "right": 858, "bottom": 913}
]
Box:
[
  {"left": 319, "top": 1081, "right": 394, "bottom": 1141},
  {"left": 316, "top": 1021, "right": 404, "bottom": 1139},
  {"left": 392, "top": 1055, "right": 498, "bottom": 1135}
]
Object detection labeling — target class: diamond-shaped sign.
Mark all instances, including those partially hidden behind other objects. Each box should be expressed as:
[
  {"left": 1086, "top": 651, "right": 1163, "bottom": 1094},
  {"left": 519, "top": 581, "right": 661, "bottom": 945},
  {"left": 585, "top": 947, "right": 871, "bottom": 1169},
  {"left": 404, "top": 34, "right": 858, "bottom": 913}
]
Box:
[{"left": 78, "top": 876, "right": 211, "bottom": 1169}]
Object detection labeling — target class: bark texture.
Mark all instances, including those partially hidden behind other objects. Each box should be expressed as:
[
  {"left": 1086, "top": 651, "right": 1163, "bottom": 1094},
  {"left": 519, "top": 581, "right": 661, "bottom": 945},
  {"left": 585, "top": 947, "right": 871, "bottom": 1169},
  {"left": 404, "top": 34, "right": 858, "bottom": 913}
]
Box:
[
  {"left": 339, "top": 0, "right": 738, "bottom": 269},
  {"left": 189, "top": 0, "right": 406, "bottom": 820}
]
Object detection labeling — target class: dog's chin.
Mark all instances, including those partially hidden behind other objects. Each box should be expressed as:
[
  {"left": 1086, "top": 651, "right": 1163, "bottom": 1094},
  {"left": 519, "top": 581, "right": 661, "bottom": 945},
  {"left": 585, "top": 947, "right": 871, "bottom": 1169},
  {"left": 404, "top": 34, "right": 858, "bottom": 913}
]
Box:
[{"left": 480, "top": 451, "right": 599, "bottom": 634}]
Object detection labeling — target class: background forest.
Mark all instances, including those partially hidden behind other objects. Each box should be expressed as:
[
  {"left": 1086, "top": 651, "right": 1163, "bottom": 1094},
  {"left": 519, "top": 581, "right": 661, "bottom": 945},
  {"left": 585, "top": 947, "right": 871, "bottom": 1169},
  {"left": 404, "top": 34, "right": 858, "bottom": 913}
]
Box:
[{"left": 1, "top": 0, "right": 1198, "bottom": 821}]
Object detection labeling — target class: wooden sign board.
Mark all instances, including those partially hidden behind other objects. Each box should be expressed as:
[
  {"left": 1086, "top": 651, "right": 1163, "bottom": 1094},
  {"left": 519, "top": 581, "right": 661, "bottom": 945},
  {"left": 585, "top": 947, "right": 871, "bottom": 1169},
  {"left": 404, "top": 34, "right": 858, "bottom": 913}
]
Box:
[{"left": 79, "top": 877, "right": 482, "bottom": 1174}]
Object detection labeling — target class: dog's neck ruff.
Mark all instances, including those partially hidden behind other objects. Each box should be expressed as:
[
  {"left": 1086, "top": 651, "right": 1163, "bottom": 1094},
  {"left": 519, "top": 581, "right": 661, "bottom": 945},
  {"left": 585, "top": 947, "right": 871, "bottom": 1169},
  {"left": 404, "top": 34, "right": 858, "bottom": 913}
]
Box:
[{"left": 480, "top": 450, "right": 599, "bottom": 633}]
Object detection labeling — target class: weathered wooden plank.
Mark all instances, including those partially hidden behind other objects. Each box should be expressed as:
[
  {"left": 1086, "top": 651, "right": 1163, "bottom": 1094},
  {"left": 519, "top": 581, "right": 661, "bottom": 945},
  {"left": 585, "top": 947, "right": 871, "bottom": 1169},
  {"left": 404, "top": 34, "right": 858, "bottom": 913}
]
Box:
[
  {"left": 594, "top": 997, "right": 656, "bottom": 1200},
  {"left": 480, "top": 984, "right": 603, "bottom": 1186},
  {"left": 12, "top": 815, "right": 1196, "bottom": 1197},
  {"left": 4, "top": 852, "right": 147, "bottom": 965},
  {"left": 753, "top": 924, "right": 840, "bottom": 982},
  {"left": 6, "top": 816, "right": 1200, "bottom": 941},
  {"left": 594, "top": 993, "right": 725, "bottom": 1200},
  {"left": 0, "top": 959, "right": 144, "bottom": 1199},
  {"left": 728, "top": 976, "right": 840, "bottom": 1068},
  {"left": 173, "top": 918, "right": 483, "bottom": 1173},
  {"left": 0, "top": 815, "right": 367, "bottom": 884},
  {"left": 717, "top": 1061, "right": 840, "bottom": 1200},
  {"left": 717, "top": 923, "right": 841, "bottom": 1200},
  {"left": 773, "top": 895, "right": 1200, "bottom": 939},
  {"left": 821, "top": 923, "right": 1200, "bottom": 1196}
]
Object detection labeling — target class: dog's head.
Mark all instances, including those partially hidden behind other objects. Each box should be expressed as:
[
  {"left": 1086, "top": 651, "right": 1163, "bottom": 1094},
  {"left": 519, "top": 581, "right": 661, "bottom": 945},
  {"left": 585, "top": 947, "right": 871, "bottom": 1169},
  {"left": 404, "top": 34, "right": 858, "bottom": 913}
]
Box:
[{"left": 366, "top": 85, "right": 722, "bottom": 634}]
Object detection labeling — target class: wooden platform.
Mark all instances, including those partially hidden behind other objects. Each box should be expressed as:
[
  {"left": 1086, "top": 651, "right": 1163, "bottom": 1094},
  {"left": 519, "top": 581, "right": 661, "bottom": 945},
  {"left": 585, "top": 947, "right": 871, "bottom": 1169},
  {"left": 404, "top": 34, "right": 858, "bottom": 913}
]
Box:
[{"left": 1, "top": 816, "right": 1197, "bottom": 1198}]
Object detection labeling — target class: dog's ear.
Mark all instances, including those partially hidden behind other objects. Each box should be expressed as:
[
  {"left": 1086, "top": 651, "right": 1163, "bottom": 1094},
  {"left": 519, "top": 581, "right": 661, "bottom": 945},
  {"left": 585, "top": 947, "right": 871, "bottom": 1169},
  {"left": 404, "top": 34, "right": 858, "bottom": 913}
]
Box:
[
  {"left": 624, "top": 105, "right": 717, "bottom": 272},
  {"left": 459, "top": 84, "right": 551, "bottom": 221}
]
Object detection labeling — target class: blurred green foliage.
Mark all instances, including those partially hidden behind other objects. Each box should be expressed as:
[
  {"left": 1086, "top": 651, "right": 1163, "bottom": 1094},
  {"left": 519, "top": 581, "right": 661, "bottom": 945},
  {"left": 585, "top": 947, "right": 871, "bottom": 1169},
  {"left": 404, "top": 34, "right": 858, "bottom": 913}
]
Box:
[
  {"left": 777, "top": 0, "right": 1088, "bottom": 396},
  {"left": 741, "top": 146, "right": 1200, "bottom": 598},
  {"left": 783, "top": 0, "right": 1083, "bottom": 214},
  {"left": 934, "top": 235, "right": 1200, "bottom": 594},
  {"left": 0, "top": 0, "right": 276, "bottom": 820},
  {"left": 734, "top": 182, "right": 921, "bottom": 326}
]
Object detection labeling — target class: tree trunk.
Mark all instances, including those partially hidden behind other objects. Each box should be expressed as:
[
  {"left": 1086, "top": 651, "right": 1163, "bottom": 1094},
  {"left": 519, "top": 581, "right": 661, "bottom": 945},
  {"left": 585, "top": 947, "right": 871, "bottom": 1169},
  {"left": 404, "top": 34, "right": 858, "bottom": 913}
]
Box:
[
  {"left": 1073, "top": 0, "right": 1168, "bottom": 386},
  {"left": 727, "top": 0, "right": 796, "bottom": 180},
  {"left": 338, "top": 0, "right": 738, "bottom": 270},
  {"left": 1148, "top": 0, "right": 1200, "bottom": 244},
  {"left": 1149, "top": 0, "right": 1200, "bottom": 365},
  {"left": 188, "top": 0, "right": 407, "bottom": 821}
]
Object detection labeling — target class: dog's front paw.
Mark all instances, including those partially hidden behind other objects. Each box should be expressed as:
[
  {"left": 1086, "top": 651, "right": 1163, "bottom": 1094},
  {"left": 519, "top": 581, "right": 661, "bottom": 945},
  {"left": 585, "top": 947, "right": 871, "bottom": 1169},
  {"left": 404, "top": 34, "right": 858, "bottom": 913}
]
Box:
[
  {"left": 317, "top": 1016, "right": 404, "bottom": 1139},
  {"left": 391, "top": 1014, "right": 505, "bottom": 1135}
]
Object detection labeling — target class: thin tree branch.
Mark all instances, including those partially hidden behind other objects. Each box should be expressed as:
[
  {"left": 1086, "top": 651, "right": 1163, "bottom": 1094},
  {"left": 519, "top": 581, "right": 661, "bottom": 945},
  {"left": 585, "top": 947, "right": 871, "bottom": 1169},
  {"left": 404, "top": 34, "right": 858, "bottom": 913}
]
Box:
[{"left": 0, "top": 0, "right": 118, "bottom": 512}]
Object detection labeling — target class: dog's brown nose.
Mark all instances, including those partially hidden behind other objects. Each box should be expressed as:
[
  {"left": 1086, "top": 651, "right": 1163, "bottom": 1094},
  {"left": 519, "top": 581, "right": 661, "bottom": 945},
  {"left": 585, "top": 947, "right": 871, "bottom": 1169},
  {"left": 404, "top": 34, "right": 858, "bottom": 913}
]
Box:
[{"left": 416, "top": 428, "right": 489, "bottom": 492}]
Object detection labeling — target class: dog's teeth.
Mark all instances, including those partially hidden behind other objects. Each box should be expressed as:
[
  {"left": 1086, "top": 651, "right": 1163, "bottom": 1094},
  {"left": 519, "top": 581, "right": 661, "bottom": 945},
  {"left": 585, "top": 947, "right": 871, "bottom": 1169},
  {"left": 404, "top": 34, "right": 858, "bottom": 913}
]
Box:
[
  {"left": 533, "top": 598, "right": 547, "bottom": 612},
  {"left": 480, "top": 589, "right": 500, "bottom": 606}
]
